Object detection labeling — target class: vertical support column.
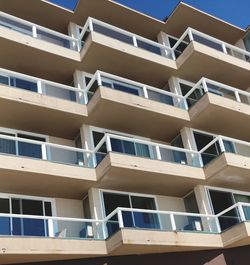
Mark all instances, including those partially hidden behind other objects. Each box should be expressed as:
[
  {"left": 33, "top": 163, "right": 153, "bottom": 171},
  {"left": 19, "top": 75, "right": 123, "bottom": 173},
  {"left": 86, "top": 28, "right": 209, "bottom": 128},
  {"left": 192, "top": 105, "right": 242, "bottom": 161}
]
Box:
[
  {"left": 157, "top": 31, "right": 173, "bottom": 59},
  {"left": 73, "top": 70, "right": 88, "bottom": 104},
  {"left": 68, "top": 22, "right": 79, "bottom": 51},
  {"left": 180, "top": 127, "right": 201, "bottom": 166},
  {"left": 80, "top": 124, "right": 95, "bottom": 167},
  {"left": 168, "top": 76, "right": 187, "bottom": 109},
  {"left": 194, "top": 185, "right": 217, "bottom": 232},
  {"left": 32, "top": 25, "right": 37, "bottom": 38}
]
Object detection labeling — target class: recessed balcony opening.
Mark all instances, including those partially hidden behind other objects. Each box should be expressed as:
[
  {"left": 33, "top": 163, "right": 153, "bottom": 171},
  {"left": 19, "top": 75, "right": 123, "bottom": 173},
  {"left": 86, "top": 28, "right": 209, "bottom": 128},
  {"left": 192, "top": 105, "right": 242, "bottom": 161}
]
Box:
[
  {"left": 90, "top": 127, "right": 202, "bottom": 168},
  {"left": 0, "top": 127, "right": 95, "bottom": 169},
  {"left": 0, "top": 12, "right": 79, "bottom": 51}
]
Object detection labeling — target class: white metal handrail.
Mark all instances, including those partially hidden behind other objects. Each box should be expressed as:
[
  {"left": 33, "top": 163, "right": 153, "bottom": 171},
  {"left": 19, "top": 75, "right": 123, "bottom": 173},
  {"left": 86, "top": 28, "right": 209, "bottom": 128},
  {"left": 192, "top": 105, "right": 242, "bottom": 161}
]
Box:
[
  {"left": 183, "top": 77, "right": 250, "bottom": 105},
  {"left": 0, "top": 68, "right": 85, "bottom": 95},
  {"left": 172, "top": 27, "right": 250, "bottom": 62},
  {"left": 0, "top": 12, "right": 78, "bottom": 49},
  {"left": 78, "top": 17, "right": 174, "bottom": 59},
  {"left": 84, "top": 70, "right": 187, "bottom": 109},
  {"left": 0, "top": 212, "right": 101, "bottom": 223},
  {"left": 94, "top": 132, "right": 200, "bottom": 156},
  {"left": 0, "top": 133, "right": 93, "bottom": 155}
]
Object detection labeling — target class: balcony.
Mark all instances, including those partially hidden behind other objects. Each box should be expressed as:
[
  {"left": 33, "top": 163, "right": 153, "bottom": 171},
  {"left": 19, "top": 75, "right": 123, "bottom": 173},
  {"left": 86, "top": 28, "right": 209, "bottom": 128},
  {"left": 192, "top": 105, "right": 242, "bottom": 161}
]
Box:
[
  {"left": 105, "top": 207, "right": 222, "bottom": 255},
  {"left": 174, "top": 28, "right": 250, "bottom": 88},
  {"left": 0, "top": 213, "right": 107, "bottom": 264},
  {"left": 85, "top": 71, "right": 189, "bottom": 140},
  {"left": 78, "top": 17, "right": 177, "bottom": 87},
  {"left": 2, "top": 199, "right": 250, "bottom": 263},
  {"left": 200, "top": 136, "right": 250, "bottom": 190},
  {"left": 94, "top": 133, "right": 205, "bottom": 196},
  {"left": 0, "top": 133, "right": 97, "bottom": 198},
  {"left": 0, "top": 68, "right": 87, "bottom": 138},
  {"left": 0, "top": 11, "right": 81, "bottom": 83},
  {"left": 181, "top": 77, "right": 250, "bottom": 140}
]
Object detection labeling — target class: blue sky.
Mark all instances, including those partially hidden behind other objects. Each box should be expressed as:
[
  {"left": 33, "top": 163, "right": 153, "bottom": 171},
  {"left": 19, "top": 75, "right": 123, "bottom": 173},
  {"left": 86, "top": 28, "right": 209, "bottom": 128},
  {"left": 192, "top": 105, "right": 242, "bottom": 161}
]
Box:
[{"left": 49, "top": 0, "right": 250, "bottom": 29}]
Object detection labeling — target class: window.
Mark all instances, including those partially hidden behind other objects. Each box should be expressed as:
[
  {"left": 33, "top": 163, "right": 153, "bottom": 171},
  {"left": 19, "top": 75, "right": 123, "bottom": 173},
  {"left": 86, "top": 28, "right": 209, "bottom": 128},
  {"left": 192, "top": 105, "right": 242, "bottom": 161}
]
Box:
[
  {"left": 0, "top": 129, "right": 46, "bottom": 159},
  {"left": 0, "top": 195, "right": 53, "bottom": 236},
  {"left": 102, "top": 191, "right": 159, "bottom": 236},
  {"left": 91, "top": 129, "right": 152, "bottom": 164}
]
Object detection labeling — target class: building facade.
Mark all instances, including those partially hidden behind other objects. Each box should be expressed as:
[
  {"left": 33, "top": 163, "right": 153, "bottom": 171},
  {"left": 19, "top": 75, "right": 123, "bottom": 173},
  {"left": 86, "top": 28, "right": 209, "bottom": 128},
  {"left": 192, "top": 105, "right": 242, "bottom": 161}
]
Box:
[{"left": 0, "top": 1, "right": 250, "bottom": 264}]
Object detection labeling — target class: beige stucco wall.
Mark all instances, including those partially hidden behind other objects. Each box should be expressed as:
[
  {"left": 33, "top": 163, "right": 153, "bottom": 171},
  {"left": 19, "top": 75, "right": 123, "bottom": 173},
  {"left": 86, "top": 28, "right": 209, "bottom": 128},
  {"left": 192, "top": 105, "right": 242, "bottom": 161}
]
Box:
[{"left": 54, "top": 197, "right": 85, "bottom": 238}]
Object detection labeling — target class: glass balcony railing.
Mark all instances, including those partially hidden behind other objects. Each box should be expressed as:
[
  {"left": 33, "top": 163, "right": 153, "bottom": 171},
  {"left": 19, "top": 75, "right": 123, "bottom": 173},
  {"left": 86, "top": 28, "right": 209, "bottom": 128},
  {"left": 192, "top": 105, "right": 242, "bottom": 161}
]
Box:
[
  {"left": 78, "top": 17, "right": 174, "bottom": 59},
  {"left": 0, "top": 12, "right": 79, "bottom": 51},
  {"left": 0, "top": 133, "right": 95, "bottom": 168},
  {"left": 179, "top": 77, "right": 250, "bottom": 108},
  {"left": 199, "top": 135, "right": 250, "bottom": 166},
  {"left": 94, "top": 133, "right": 203, "bottom": 167},
  {"left": 172, "top": 27, "right": 250, "bottom": 62},
  {"left": 104, "top": 207, "right": 220, "bottom": 237},
  {"left": 0, "top": 68, "right": 85, "bottom": 104},
  {"left": 1, "top": 203, "right": 250, "bottom": 240},
  {"left": 0, "top": 213, "right": 105, "bottom": 240},
  {"left": 84, "top": 70, "right": 187, "bottom": 109}
]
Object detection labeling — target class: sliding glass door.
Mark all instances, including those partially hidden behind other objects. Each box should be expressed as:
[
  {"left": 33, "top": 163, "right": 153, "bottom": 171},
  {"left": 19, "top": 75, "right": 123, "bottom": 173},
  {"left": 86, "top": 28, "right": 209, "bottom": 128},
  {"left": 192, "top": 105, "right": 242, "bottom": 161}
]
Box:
[
  {"left": 0, "top": 196, "right": 52, "bottom": 237},
  {"left": 102, "top": 192, "right": 159, "bottom": 237},
  {"left": 92, "top": 130, "right": 152, "bottom": 164},
  {"left": 0, "top": 130, "right": 46, "bottom": 159}
]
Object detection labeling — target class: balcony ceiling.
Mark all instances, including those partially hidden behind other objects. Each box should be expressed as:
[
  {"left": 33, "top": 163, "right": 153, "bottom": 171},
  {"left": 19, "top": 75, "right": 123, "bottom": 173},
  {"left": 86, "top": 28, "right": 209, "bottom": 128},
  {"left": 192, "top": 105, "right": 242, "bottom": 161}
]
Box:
[{"left": 0, "top": 1, "right": 245, "bottom": 43}]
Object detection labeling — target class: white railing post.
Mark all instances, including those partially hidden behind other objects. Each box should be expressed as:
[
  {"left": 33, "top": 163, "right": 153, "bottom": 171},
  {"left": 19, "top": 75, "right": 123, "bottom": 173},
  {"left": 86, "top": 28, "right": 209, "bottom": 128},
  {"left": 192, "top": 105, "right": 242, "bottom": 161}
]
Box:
[
  {"left": 155, "top": 145, "right": 162, "bottom": 160},
  {"left": 202, "top": 78, "right": 209, "bottom": 93},
  {"left": 188, "top": 28, "right": 194, "bottom": 42},
  {"left": 215, "top": 217, "right": 221, "bottom": 233},
  {"left": 32, "top": 25, "right": 37, "bottom": 38},
  {"left": 234, "top": 90, "right": 241, "bottom": 103},
  {"left": 106, "top": 135, "right": 112, "bottom": 152},
  {"left": 218, "top": 136, "right": 225, "bottom": 153},
  {"left": 197, "top": 153, "right": 204, "bottom": 168},
  {"left": 142, "top": 86, "right": 149, "bottom": 99},
  {"left": 170, "top": 214, "right": 177, "bottom": 231},
  {"left": 221, "top": 43, "right": 228, "bottom": 54},
  {"left": 238, "top": 204, "right": 246, "bottom": 222},
  {"left": 117, "top": 209, "right": 124, "bottom": 228},
  {"left": 89, "top": 18, "right": 94, "bottom": 32},
  {"left": 37, "top": 80, "right": 43, "bottom": 94},
  {"left": 48, "top": 218, "right": 54, "bottom": 237},
  {"left": 41, "top": 143, "right": 47, "bottom": 160},
  {"left": 132, "top": 35, "right": 138, "bottom": 47},
  {"left": 96, "top": 71, "right": 102, "bottom": 87}
]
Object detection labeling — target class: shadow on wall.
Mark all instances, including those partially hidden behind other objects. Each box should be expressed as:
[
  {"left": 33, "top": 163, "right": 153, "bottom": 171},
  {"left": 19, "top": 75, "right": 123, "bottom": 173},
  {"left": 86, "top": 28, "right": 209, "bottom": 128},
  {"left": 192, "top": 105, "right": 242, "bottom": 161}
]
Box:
[{"left": 18, "top": 246, "right": 250, "bottom": 265}]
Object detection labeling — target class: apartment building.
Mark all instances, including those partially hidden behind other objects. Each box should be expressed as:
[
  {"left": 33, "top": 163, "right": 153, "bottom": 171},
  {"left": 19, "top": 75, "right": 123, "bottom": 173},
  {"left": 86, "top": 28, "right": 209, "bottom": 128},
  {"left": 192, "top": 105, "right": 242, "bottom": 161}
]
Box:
[{"left": 0, "top": 0, "right": 250, "bottom": 264}]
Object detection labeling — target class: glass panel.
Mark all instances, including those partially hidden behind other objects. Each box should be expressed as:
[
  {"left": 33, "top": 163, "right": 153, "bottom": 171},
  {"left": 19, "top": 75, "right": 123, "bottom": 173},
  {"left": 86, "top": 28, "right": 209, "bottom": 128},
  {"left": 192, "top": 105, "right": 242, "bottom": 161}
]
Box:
[
  {"left": 103, "top": 192, "right": 131, "bottom": 236},
  {"left": 0, "top": 15, "right": 32, "bottom": 36},
  {"left": 137, "top": 39, "right": 162, "bottom": 55},
  {"left": 147, "top": 90, "right": 174, "bottom": 105},
  {"left": 0, "top": 75, "right": 9, "bottom": 86},
  {"left": 17, "top": 134, "right": 44, "bottom": 159},
  {"left": 230, "top": 142, "right": 250, "bottom": 157},
  {"left": 10, "top": 77, "right": 37, "bottom": 92},
  {"left": 192, "top": 34, "right": 223, "bottom": 52},
  {"left": 0, "top": 133, "right": 16, "bottom": 155},
  {"left": 92, "top": 23, "right": 133, "bottom": 45},
  {"left": 0, "top": 198, "right": 10, "bottom": 235},
  {"left": 37, "top": 29, "right": 70, "bottom": 48},
  {"left": 174, "top": 215, "right": 219, "bottom": 233},
  {"left": 43, "top": 83, "right": 76, "bottom": 102},
  {"left": 131, "top": 196, "right": 159, "bottom": 229},
  {"left": 135, "top": 143, "right": 150, "bottom": 158}
]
